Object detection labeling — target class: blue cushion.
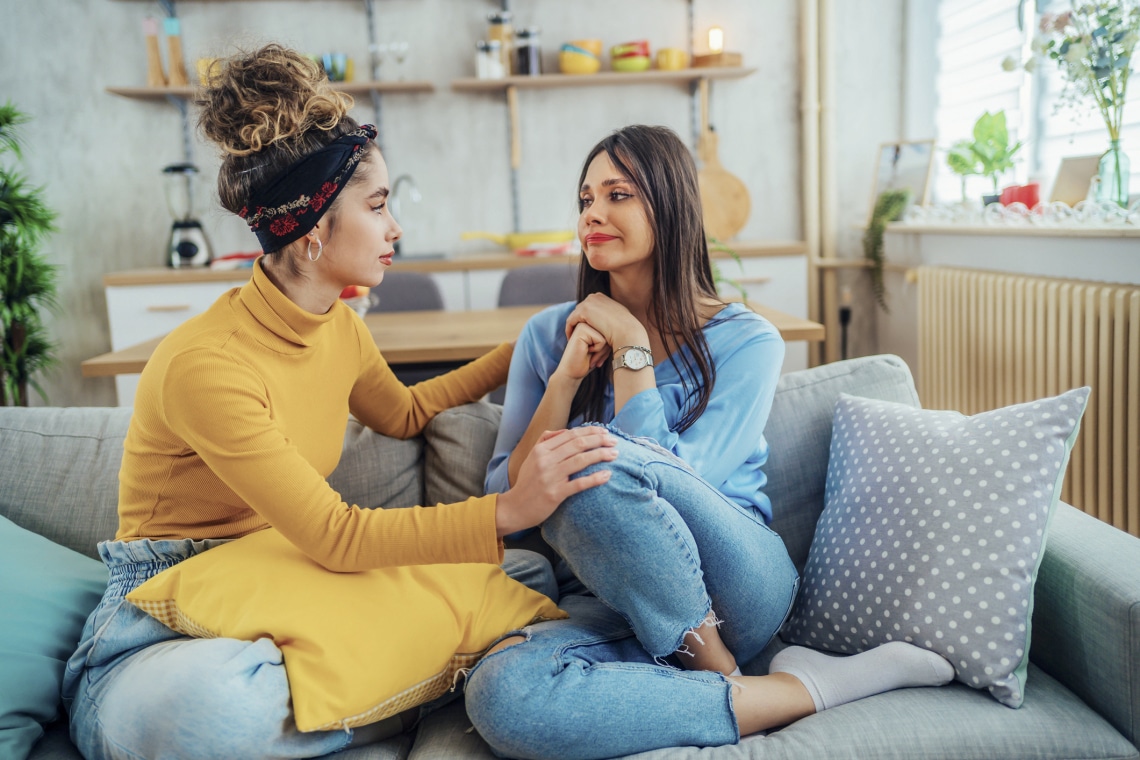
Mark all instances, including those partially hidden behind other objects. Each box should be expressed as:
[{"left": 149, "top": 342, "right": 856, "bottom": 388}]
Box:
[{"left": 0, "top": 516, "right": 107, "bottom": 760}]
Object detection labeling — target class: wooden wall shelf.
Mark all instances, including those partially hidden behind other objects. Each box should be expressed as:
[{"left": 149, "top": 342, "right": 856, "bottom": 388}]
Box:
[
  {"left": 451, "top": 67, "right": 756, "bottom": 92},
  {"left": 106, "top": 80, "right": 434, "bottom": 102}
]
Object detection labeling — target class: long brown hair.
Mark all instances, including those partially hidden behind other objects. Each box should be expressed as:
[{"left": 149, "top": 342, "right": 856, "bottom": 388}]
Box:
[
  {"left": 197, "top": 44, "right": 368, "bottom": 271},
  {"left": 569, "top": 125, "right": 722, "bottom": 432}
]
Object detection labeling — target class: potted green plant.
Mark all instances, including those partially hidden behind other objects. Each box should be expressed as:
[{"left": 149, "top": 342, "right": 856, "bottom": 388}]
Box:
[
  {"left": 0, "top": 102, "right": 58, "bottom": 406},
  {"left": 946, "top": 110, "right": 1024, "bottom": 205},
  {"left": 708, "top": 237, "right": 747, "bottom": 301},
  {"left": 862, "top": 188, "right": 910, "bottom": 314}
]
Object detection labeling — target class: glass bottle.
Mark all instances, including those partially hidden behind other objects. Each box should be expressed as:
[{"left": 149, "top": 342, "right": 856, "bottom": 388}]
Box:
[
  {"left": 515, "top": 27, "right": 542, "bottom": 76},
  {"left": 476, "top": 40, "right": 505, "bottom": 80},
  {"left": 487, "top": 11, "right": 513, "bottom": 76},
  {"left": 1095, "top": 140, "right": 1131, "bottom": 208}
]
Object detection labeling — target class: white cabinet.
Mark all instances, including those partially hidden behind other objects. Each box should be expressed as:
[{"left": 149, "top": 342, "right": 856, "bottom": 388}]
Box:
[
  {"left": 466, "top": 269, "right": 509, "bottom": 311},
  {"left": 104, "top": 276, "right": 246, "bottom": 406},
  {"left": 432, "top": 271, "right": 468, "bottom": 311}
]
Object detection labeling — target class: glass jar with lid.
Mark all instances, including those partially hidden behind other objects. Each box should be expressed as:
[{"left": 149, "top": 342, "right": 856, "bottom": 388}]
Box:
[
  {"left": 514, "top": 27, "right": 542, "bottom": 76},
  {"left": 486, "top": 11, "right": 513, "bottom": 75},
  {"left": 476, "top": 40, "right": 505, "bottom": 80}
]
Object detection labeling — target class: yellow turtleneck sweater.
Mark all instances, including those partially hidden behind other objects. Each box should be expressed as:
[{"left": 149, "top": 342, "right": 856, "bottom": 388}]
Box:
[{"left": 116, "top": 259, "right": 512, "bottom": 572}]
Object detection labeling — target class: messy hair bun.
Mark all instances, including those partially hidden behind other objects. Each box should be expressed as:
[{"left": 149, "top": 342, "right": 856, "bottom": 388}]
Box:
[{"left": 197, "top": 44, "right": 361, "bottom": 228}]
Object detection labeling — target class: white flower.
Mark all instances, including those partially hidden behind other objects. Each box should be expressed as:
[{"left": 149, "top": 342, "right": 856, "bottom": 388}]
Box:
[
  {"left": 1032, "top": 36, "right": 1051, "bottom": 56},
  {"left": 1064, "top": 41, "right": 1089, "bottom": 64},
  {"left": 1001, "top": 55, "right": 1019, "bottom": 71},
  {"left": 1023, "top": 57, "right": 1038, "bottom": 73}
]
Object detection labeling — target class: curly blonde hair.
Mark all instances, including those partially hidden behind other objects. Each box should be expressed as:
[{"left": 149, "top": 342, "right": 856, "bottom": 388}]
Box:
[{"left": 197, "top": 44, "right": 366, "bottom": 245}]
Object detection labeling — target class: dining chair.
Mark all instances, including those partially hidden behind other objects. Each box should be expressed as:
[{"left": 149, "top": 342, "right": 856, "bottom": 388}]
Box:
[
  {"left": 496, "top": 263, "right": 578, "bottom": 308},
  {"left": 368, "top": 270, "right": 444, "bottom": 313},
  {"left": 368, "top": 271, "right": 451, "bottom": 385},
  {"left": 489, "top": 263, "right": 579, "bottom": 403}
]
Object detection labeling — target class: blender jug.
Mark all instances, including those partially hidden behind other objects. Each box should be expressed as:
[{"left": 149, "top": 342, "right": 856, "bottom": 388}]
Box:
[{"left": 163, "top": 163, "right": 212, "bottom": 268}]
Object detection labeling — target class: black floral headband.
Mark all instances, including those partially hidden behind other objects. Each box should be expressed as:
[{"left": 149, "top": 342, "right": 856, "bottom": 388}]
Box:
[{"left": 239, "top": 124, "right": 377, "bottom": 253}]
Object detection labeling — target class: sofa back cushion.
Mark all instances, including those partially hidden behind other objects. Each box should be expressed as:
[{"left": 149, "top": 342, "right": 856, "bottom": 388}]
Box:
[
  {"left": 0, "top": 407, "right": 131, "bottom": 560},
  {"left": 0, "top": 408, "right": 424, "bottom": 561},
  {"left": 423, "top": 402, "right": 503, "bottom": 506},
  {"left": 329, "top": 418, "right": 425, "bottom": 510},
  {"left": 763, "top": 354, "right": 920, "bottom": 571}
]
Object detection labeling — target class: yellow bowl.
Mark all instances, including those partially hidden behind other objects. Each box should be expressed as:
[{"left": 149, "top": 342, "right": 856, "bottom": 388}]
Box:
[
  {"left": 569, "top": 38, "right": 603, "bottom": 58},
  {"left": 559, "top": 50, "right": 602, "bottom": 75},
  {"left": 611, "top": 55, "right": 651, "bottom": 73},
  {"left": 656, "top": 48, "right": 689, "bottom": 71}
]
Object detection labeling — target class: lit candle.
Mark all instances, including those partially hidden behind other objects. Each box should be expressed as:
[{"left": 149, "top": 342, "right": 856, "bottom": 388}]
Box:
[{"left": 708, "top": 26, "right": 724, "bottom": 54}]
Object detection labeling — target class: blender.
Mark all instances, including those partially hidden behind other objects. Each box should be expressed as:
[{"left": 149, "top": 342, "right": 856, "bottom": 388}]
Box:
[{"left": 163, "top": 163, "right": 212, "bottom": 268}]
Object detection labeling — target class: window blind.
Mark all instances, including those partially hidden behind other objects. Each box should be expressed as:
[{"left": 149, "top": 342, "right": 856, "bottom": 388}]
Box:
[{"left": 934, "top": 0, "right": 1029, "bottom": 202}]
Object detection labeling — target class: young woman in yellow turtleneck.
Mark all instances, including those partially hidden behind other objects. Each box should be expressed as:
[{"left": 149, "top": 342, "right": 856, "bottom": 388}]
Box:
[{"left": 62, "top": 44, "right": 616, "bottom": 760}]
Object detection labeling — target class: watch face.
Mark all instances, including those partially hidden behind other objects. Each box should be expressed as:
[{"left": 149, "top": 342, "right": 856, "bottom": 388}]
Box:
[{"left": 623, "top": 348, "right": 649, "bottom": 370}]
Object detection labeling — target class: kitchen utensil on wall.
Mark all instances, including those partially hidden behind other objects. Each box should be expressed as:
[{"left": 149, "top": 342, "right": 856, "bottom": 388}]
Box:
[
  {"left": 696, "top": 79, "right": 750, "bottom": 240},
  {"left": 164, "top": 17, "right": 189, "bottom": 86},
  {"left": 163, "top": 163, "right": 211, "bottom": 268},
  {"left": 143, "top": 17, "right": 167, "bottom": 87},
  {"left": 461, "top": 229, "right": 574, "bottom": 251}
]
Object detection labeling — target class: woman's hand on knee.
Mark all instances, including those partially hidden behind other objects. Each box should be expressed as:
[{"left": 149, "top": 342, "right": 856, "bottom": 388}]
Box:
[{"left": 495, "top": 427, "right": 617, "bottom": 536}]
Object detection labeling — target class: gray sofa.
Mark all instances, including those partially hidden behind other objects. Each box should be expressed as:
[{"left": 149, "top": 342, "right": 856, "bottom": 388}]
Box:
[{"left": 2, "top": 355, "right": 1137, "bottom": 760}]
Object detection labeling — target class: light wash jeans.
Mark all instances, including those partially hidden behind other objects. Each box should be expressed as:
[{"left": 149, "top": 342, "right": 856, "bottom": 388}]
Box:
[
  {"left": 465, "top": 426, "right": 800, "bottom": 760},
  {"left": 62, "top": 536, "right": 556, "bottom": 760}
]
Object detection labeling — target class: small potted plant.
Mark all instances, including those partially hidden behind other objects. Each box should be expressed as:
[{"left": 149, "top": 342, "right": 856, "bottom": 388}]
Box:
[
  {"left": 0, "top": 102, "right": 58, "bottom": 406},
  {"left": 946, "top": 110, "right": 1024, "bottom": 206}
]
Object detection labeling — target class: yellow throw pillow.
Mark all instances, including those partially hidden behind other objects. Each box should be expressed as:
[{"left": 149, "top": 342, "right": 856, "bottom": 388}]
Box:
[{"left": 126, "top": 528, "right": 565, "bottom": 733}]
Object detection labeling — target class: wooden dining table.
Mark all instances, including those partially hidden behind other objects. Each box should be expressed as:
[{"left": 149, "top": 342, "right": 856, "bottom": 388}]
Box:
[{"left": 81, "top": 303, "right": 825, "bottom": 378}]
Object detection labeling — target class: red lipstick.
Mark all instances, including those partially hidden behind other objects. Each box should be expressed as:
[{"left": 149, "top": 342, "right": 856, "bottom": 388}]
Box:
[{"left": 585, "top": 233, "right": 617, "bottom": 245}]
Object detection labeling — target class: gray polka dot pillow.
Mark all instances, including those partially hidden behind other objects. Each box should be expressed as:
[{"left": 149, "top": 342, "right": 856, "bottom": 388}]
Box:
[{"left": 781, "top": 388, "right": 1089, "bottom": 708}]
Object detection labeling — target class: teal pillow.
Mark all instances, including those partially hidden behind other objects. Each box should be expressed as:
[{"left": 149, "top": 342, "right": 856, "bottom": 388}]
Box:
[{"left": 0, "top": 516, "right": 107, "bottom": 760}]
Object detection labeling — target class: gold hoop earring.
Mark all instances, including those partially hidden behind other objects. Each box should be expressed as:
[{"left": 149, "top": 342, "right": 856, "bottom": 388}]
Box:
[{"left": 307, "top": 236, "right": 323, "bottom": 262}]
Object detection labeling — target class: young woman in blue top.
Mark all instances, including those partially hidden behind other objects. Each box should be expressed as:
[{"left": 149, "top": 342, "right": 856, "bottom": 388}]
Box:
[{"left": 466, "top": 125, "right": 953, "bottom": 760}]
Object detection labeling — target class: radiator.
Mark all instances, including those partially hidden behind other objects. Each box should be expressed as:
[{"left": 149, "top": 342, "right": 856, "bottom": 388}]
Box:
[{"left": 918, "top": 266, "right": 1140, "bottom": 537}]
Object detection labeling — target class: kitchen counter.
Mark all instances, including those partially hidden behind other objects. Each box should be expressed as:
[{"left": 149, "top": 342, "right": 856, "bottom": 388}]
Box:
[{"left": 102, "top": 240, "right": 808, "bottom": 286}]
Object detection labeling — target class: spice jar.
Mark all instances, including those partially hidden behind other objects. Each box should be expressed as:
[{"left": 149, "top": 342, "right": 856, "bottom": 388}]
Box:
[
  {"left": 486, "top": 11, "right": 513, "bottom": 75},
  {"left": 475, "top": 40, "right": 505, "bottom": 80},
  {"left": 515, "top": 27, "right": 542, "bottom": 76}
]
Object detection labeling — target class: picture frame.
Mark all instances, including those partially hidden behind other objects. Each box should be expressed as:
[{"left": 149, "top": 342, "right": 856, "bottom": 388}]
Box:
[{"left": 867, "top": 140, "right": 935, "bottom": 223}]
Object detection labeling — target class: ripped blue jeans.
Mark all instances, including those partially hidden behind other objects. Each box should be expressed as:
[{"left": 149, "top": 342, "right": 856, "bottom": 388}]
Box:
[
  {"left": 61, "top": 537, "right": 556, "bottom": 760},
  {"left": 466, "top": 426, "right": 799, "bottom": 760}
]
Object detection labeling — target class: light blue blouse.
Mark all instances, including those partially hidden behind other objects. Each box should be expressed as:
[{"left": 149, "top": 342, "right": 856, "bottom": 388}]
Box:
[{"left": 485, "top": 301, "right": 785, "bottom": 523}]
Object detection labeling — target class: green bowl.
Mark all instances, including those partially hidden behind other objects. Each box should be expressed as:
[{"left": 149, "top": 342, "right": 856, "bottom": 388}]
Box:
[{"left": 611, "top": 55, "right": 651, "bottom": 73}]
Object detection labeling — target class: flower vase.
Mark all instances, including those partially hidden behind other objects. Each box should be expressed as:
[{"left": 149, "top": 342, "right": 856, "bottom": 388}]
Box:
[{"left": 1095, "top": 141, "right": 1130, "bottom": 207}]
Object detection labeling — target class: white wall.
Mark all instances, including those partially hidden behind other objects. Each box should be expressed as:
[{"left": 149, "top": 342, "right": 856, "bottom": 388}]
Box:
[{"left": 0, "top": 0, "right": 908, "bottom": 406}]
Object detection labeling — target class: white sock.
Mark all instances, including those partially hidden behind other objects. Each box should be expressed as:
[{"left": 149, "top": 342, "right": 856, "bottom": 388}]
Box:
[{"left": 768, "top": 641, "right": 954, "bottom": 712}]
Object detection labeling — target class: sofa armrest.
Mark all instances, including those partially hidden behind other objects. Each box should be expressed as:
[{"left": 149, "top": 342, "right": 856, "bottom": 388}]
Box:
[{"left": 1031, "top": 502, "right": 1140, "bottom": 747}]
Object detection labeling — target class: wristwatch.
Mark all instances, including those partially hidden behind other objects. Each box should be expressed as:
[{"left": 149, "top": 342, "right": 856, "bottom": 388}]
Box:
[{"left": 612, "top": 345, "right": 654, "bottom": 371}]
